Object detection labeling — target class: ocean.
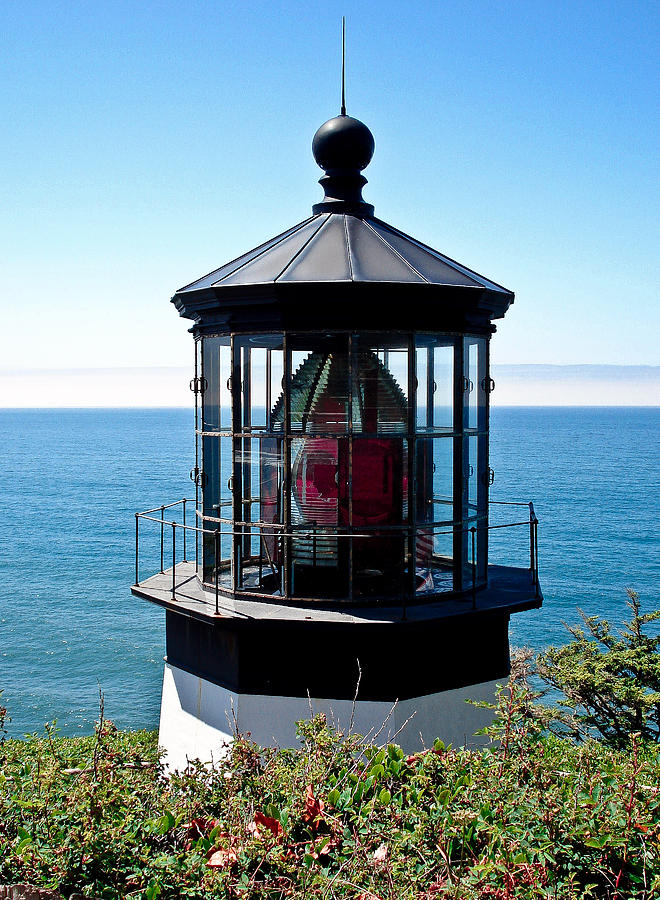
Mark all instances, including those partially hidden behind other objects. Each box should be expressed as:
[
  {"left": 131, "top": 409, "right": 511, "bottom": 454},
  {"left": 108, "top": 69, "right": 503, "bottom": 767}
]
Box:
[{"left": 1, "top": 407, "right": 658, "bottom": 738}]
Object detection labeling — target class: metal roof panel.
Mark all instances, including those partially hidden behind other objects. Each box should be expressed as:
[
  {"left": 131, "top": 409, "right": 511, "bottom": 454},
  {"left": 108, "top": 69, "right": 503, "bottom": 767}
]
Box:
[
  {"left": 346, "top": 217, "right": 426, "bottom": 283},
  {"left": 278, "top": 215, "right": 352, "bottom": 282},
  {"left": 216, "top": 216, "right": 328, "bottom": 287},
  {"left": 370, "top": 219, "right": 511, "bottom": 293},
  {"left": 176, "top": 216, "right": 320, "bottom": 293},
  {"left": 173, "top": 214, "right": 512, "bottom": 303}
]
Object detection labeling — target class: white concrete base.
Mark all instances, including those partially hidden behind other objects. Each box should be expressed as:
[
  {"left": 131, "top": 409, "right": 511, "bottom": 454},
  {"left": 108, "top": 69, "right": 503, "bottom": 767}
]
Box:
[{"left": 158, "top": 662, "right": 501, "bottom": 772}]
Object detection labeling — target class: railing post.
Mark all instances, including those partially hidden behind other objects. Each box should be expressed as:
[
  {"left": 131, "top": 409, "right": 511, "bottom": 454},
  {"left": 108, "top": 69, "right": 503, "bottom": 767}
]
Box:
[
  {"left": 195, "top": 498, "right": 199, "bottom": 571},
  {"left": 470, "top": 526, "right": 477, "bottom": 610},
  {"left": 182, "top": 499, "right": 187, "bottom": 563},
  {"left": 134, "top": 513, "right": 139, "bottom": 586},
  {"left": 171, "top": 522, "right": 176, "bottom": 600},
  {"left": 160, "top": 505, "right": 165, "bottom": 574},
  {"left": 529, "top": 502, "right": 535, "bottom": 580},
  {"left": 534, "top": 518, "right": 540, "bottom": 598},
  {"left": 214, "top": 528, "right": 220, "bottom": 615}
]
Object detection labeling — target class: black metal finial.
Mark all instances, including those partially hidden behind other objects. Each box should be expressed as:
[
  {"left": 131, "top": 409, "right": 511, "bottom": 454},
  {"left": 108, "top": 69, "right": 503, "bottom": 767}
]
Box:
[
  {"left": 311, "top": 114, "right": 375, "bottom": 216},
  {"left": 341, "top": 17, "right": 346, "bottom": 117},
  {"left": 310, "top": 18, "right": 374, "bottom": 215}
]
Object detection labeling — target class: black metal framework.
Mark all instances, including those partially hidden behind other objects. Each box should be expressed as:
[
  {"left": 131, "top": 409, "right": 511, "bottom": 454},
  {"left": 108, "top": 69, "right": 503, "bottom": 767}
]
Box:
[
  {"left": 134, "top": 497, "right": 540, "bottom": 615},
  {"left": 190, "top": 329, "right": 491, "bottom": 606}
]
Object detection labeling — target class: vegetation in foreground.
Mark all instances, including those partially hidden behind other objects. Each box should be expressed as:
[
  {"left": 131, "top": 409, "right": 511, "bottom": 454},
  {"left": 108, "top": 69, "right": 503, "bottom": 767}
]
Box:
[{"left": 0, "top": 592, "right": 659, "bottom": 899}]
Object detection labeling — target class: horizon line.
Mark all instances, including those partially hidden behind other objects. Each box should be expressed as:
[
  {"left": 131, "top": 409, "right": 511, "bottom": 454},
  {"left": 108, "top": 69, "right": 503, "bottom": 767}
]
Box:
[
  {"left": 1, "top": 404, "right": 659, "bottom": 410},
  {"left": 1, "top": 363, "right": 659, "bottom": 374}
]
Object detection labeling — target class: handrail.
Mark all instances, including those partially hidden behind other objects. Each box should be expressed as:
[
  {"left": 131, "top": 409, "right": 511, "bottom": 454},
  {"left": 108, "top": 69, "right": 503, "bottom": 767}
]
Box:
[
  {"left": 134, "top": 497, "right": 540, "bottom": 607},
  {"left": 136, "top": 513, "right": 531, "bottom": 540},
  {"left": 138, "top": 498, "right": 191, "bottom": 516}
]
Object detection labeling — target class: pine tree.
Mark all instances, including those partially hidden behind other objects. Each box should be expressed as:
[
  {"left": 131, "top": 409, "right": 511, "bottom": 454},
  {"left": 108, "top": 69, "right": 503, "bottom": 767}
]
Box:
[{"left": 538, "top": 589, "right": 660, "bottom": 747}]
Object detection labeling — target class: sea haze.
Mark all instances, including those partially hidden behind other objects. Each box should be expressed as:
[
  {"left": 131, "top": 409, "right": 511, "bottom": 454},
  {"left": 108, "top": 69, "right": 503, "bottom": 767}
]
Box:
[
  {"left": 0, "top": 407, "right": 658, "bottom": 737},
  {"left": 0, "top": 365, "right": 658, "bottom": 407}
]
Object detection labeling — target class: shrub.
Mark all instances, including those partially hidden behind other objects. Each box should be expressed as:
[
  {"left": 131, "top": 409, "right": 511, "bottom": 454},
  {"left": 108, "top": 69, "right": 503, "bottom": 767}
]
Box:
[
  {"left": 538, "top": 589, "right": 660, "bottom": 748},
  {"left": 1, "top": 676, "right": 659, "bottom": 899}
]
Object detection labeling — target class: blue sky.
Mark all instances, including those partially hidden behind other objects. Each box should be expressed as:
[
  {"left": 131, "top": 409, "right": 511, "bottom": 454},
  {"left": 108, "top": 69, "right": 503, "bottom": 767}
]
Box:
[{"left": 2, "top": 0, "right": 658, "bottom": 370}]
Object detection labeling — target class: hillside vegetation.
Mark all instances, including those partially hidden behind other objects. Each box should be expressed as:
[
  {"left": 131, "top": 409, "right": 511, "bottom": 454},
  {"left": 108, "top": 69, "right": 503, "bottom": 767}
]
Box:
[{"left": 1, "top": 593, "right": 659, "bottom": 899}]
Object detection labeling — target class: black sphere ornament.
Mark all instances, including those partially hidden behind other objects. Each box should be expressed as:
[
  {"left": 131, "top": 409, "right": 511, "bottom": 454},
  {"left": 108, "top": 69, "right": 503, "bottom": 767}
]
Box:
[
  {"left": 312, "top": 115, "right": 375, "bottom": 172},
  {"left": 311, "top": 114, "right": 375, "bottom": 216}
]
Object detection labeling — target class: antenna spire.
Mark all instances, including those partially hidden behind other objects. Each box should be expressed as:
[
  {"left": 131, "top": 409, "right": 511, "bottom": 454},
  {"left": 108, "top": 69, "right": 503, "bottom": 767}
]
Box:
[{"left": 340, "top": 17, "right": 346, "bottom": 116}]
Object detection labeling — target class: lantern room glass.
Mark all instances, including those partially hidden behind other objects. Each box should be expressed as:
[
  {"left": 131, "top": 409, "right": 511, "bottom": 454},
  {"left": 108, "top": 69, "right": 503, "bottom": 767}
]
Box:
[{"left": 197, "top": 331, "right": 491, "bottom": 603}]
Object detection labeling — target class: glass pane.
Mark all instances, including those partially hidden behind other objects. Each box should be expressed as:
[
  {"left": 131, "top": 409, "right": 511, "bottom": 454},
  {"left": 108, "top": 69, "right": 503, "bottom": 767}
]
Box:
[
  {"left": 237, "top": 524, "right": 283, "bottom": 594},
  {"left": 291, "top": 528, "right": 349, "bottom": 599},
  {"left": 415, "top": 345, "right": 429, "bottom": 431},
  {"left": 433, "top": 438, "right": 453, "bottom": 523},
  {"left": 463, "top": 518, "right": 479, "bottom": 588},
  {"left": 259, "top": 437, "right": 283, "bottom": 525},
  {"left": 416, "top": 437, "right": 453, "bottom": 526},
  {"left": 231, "top": 436, "right": 284, "bottom": 596},
  {"left": 200, "top": 336, "right": 232, "bottom": 432},
  {"left": 351, "top": 434, "right": 408, "bottom": 600},
  {"left": 201, "top": 337, "right": 217, "bottom": 431},
  {"left": 201, "top": 435, "right": 232, "bottom": 519},
  {"left": 468, "top": 342, "right": 478, "bottom": 430},
  {"left": 203, "top": 530, "right": 232, "bottom": 587},
  {"left": 201, "top": 435, "right": 232, "bottom": 584},
  {"left": 201, "top": 436, "right": 219, "bottom": 518},
  {"left": 415, "top": 526, "right": 454, "bottom": 596},
  {"left": 289, "top": 435, "right": 345, "bottom": 599},
  {"left": 290, "top": 436, "right": 340, "bottom": 527},
  {"left": 354, "top": 336, "right": 409, "bottom": 434},
  {"left": 287, "top": 433, "right": 410, "bottom": 600},
  {"left": 351, "top": 437, "right": 409, "bottom": 527},
  {"left": 353, "top": 529, "right": 406, "bottom": 600},
  {"left": 267, "top": 348, "right": 284, "bottom": 430},
  {"left": 233, "top": 437, "right": 258, "bottom": 526},
  {"left": 259, "top": 436, "right": 285, "bottom": 590},
  {"left": 433, "top": 342, "right": 453, "bottom": 431},
  {"left": 249, "top": 347, "right": 267, "bottom": 429},
  {"left": 478, "top": 434, "right": 488, "bottom": 516},
  {"left": 477, "top": 517, "right": 487, "bottom": 582},
  {"left": 416, "top": 337, "right": 454, "bottom": 433},
  {"left": 464, "top": 431, "right": 488, "bottom": 585},
  {"left": 234, "top": 335, "right": 284, "bottom": 434},
  {"left": 287, "top": 335, "right": 350, "bottom": 434},
  {"left": 466, "top": 337, "right": 487, "bottom": 432},
  {"left": 467, "top": 434, "right": 478, "bottom": 515},
  {"left": 194, "top": 340, "right": 202, "bottom": 575},
  {"left": 201, "top": 341, "right": 218, "bottom": 431}
]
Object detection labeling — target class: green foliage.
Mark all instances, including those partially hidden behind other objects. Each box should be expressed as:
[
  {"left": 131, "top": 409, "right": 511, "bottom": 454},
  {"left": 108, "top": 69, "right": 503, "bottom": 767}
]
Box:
[
  {"left": 538, "top": 589, "right": 660, "bottom": 747},
  {"left": 2, "top": 677, "right": 660, "bottom": 899},
  {"left": 0, "top": 689, "right": 8, "bottom": 741}
]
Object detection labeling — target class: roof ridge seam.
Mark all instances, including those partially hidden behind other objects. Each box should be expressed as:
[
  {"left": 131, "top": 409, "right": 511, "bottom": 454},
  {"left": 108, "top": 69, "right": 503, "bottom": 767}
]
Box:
[
  {"left": 214, "top": 216, "right": 320, "bottom": 286},
  {"left": 273, "top": 215, "right": 331, "bottom": 282},
  {"left": 177, "top": 217, "right": 316, "bottom": 292},
  {"left": 370, "top": 217, "right": 508, "bottom": 292},
  {"left": 343, "top": 215, "right": 355, "bottom": 281},
  {"left": 362, "top": 218, "right": 429, "bottom": 283}
]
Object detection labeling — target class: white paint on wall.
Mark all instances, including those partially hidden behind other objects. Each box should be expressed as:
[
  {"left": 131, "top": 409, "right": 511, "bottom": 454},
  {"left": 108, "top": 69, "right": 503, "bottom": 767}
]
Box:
[{"left": 159, "top": 663, "right": 500, "bottom": 772}]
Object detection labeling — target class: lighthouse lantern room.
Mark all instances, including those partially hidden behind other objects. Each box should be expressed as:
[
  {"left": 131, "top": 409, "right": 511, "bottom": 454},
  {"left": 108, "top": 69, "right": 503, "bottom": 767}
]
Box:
[{"left": 133, "top": 111, "right": 542, "bottom": 770}]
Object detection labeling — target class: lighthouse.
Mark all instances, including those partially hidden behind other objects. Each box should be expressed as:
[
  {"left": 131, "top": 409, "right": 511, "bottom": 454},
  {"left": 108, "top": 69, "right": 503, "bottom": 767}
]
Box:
[{"left": 133, "top": 110, "right": 542, "bottom": 771}]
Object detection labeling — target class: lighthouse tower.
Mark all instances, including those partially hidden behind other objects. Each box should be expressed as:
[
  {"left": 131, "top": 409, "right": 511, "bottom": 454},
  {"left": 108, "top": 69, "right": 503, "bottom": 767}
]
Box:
[{"left": 133, "top": 111, "right": 542, "bottom": 771}]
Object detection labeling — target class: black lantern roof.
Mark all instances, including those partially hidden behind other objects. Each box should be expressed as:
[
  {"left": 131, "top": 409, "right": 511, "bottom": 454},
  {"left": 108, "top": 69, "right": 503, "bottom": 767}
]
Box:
[{"left": 173, "top": 114, "right": 514, "bottom": 334}]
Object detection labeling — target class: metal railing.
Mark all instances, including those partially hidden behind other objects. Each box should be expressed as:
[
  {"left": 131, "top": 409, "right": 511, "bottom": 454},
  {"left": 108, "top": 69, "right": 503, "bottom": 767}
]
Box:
[
  {"left": 488, "top": 499, "right": 540, "bottom": 603},
  {"left": 134, "top": 498, "right": 539, "bottom": 614}
]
